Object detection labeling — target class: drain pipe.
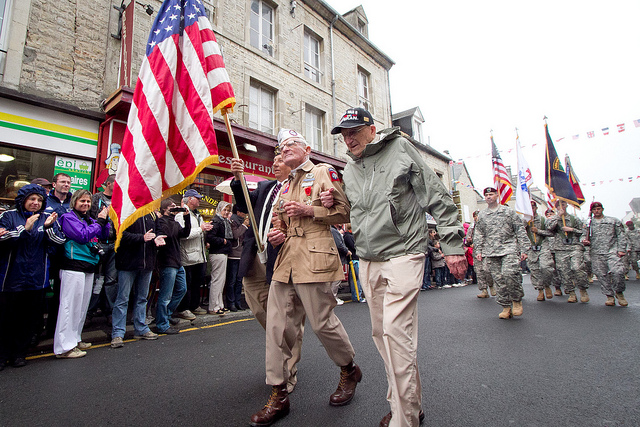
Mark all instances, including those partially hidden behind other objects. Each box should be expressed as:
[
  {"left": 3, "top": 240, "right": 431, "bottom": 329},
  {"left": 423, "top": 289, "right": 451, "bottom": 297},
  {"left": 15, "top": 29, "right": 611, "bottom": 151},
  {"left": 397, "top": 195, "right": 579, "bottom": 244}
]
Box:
[{"left": 329, "top": 14, "right": 338, "bottom": 156}]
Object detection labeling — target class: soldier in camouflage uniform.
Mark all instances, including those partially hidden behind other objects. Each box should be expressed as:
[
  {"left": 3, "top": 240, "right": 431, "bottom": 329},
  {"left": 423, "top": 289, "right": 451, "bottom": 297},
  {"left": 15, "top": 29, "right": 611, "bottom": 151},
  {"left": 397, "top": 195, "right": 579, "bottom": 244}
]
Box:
[
  {"left": 624, "top": 221, "right": 640, "bottom": 280},
  {"left": 544, "top": 208, "right": 564, "bottom": 295},
  {"left": 466, "top": 210, "right": 495, "bottom": 298},
  {"left": 582, "top": 202, "right": 629, "bottom": 307},
  {"left": 474, "top": 188, "right": 530, "bottom": 319},
  {"left": 546, "top": 200, "right": 589, "bottom": 303},
  {"left": 525, "top": 201, "right": 555, "bottom": 301}
]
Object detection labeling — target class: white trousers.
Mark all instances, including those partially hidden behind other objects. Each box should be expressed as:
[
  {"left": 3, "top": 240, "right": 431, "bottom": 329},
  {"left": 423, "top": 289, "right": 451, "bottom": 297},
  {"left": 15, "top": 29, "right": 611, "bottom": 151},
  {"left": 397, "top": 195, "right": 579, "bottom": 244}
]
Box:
[
  {"left": 54, "top": 270, "right": 94, "bottom": 354},
  {"left": 208, "top": 254, "right": 227, "bottom": 312},
  {"left": 360, "top": 253, "right": 425, "bottom": 427}
]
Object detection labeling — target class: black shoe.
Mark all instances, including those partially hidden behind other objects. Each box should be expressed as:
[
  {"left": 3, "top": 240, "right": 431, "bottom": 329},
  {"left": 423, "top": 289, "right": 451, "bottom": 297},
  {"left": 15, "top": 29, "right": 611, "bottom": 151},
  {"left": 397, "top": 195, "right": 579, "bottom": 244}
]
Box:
[
  {"left": 12, "top": 358, "right": 26, "bottom": 368},
  {"left": 158, "top": 327, "right": 179, "bottom": 335},
  {"left": 168, "top": 317, "right": 180, "bottom": 326},
  {"left": 229, "top": 305, "right": 238, "bottom": 312}
]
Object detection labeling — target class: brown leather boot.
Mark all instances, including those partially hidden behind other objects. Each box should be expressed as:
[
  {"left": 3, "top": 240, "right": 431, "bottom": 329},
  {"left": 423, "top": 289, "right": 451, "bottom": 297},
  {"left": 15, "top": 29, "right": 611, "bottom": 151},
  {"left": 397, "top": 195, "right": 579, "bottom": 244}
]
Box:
[
  {"left": 498, "top": 306, "right": 512, "bottom": 319},
  {"left": 567, "top": 291, "right": 577, "bottom": 303},
  {"left": 512, "top": 301, "right": 523, "bottom": 316},
  {"left": 329, "top": 361, "right": 362, "bottom": 406},
  {"left": 554, "top": 288, "right": 562, "bottom": 296},
  {"left": 537, "top": 290, "right": 545, "bottom": 301},
  {"left": 477, "top": 289, "right": 489, "bottom": 298},
  {"left": 545, "top": 286, "right": 553, "bottom": 299},
  {"left": 489, "top": 286, "right": 496, "bottom": 296},
  {"left": 616, "top": 292, "right": 628, "bottom": 307},
  {"left": 379, "top": 410, "right": 425, "bottom": 427},
  {"left": 250, "top": 384, "right": 290, "bottom": 426},
  {"left": 579, "top": 289, "right": 590, "bottom": 303},
  {"left": 605, "top": 296, "right": 615, "bottom": 306}
]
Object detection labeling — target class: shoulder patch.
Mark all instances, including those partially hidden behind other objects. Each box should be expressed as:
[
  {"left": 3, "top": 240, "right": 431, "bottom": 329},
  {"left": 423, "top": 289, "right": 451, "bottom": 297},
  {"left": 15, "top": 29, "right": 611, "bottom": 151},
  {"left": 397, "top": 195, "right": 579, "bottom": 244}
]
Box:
[{"left": 328, "top": 168, "right": 340, "bottom": 182}]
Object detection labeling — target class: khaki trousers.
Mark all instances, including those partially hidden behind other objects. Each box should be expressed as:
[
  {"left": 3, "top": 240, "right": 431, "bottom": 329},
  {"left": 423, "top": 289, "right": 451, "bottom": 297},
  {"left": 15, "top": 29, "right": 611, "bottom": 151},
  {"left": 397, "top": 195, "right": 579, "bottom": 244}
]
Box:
[
  {"left": 243, "top": 255, "right": 305, "bottom": 383},
  {"left": 360, "top": 253, "right": 425, "bottom": 427},
  {"left": 265, "top": 279, "right": 354, "bottom": 385}
]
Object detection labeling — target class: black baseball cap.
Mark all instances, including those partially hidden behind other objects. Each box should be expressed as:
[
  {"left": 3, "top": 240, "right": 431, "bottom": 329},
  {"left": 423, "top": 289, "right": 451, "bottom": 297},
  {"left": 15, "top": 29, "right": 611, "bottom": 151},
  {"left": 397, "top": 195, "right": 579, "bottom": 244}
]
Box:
[{"left": 331, "top": 107, "right": 374, "bottom": 134}]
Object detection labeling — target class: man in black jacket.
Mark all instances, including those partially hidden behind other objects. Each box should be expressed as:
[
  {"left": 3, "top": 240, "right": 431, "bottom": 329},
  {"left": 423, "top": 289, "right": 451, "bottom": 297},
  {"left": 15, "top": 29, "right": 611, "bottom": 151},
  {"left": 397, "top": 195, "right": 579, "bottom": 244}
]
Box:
[
  {"left": 110, "top": 213, "right": 166, "bottom": 348},
  {"left": 230, "top": 154, "right": 305, "bottom": 394},
  {"left": 155, "top": 199, "right": 191, "bottom": 334}
]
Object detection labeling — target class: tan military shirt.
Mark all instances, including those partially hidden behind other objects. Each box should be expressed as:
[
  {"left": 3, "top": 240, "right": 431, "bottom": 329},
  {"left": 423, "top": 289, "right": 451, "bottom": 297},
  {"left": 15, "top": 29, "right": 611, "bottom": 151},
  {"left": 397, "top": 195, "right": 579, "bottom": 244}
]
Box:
[{"left": 272, "top": 160, "right": 350, "bottom": 284}]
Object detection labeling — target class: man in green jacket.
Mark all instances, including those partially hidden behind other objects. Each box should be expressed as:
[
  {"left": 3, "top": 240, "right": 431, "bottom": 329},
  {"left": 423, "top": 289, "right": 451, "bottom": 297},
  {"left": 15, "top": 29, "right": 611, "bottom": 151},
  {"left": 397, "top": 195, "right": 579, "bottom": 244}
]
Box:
[{"left": 326, "top": 107, "right": 467, "bottom": 427}]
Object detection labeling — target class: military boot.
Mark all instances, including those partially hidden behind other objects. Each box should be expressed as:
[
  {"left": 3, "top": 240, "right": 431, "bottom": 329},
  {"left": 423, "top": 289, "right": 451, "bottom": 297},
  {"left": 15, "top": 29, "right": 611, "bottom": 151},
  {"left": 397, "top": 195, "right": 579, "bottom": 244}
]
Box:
[
  {"left": 587, "top": 274, "right": 594, "bottom": 284},
  {"left": 512, "top": 301, "right": 523, "bottom": 316},
  {"left": 605, "top": 296, "right": 615, "bottom": 306},
  {"left": 544, "top": 286, "right": 553, "bottom": 299},
  {"left": 616, "top": 293, "right": 628, "bottom": 307},
  {"left": 579, "top": 289, "right": 590, "bottom": 303},
  {"left": 636, "top": 272, "right": 640, "bottom": 280},
  {"left": 477, "top": 289, "right": 489, "bottom": 298},
  {"left": 329, "top": 361, "right": 362, "bottom": 406},
  {"left": 537, "top": 290, "right": 545, "bottom": 301},
  {"left": 567, "top": 291, "right": 577, "bottom": 303},
  {"left": 498, "top": 306, "right": 512, "bottom": 319},
  {"left": 554, "top": 288, "right": 562, "bottom": 296},
  {"left": 250, "top": 384, "right": 290, "bottom": 426},
  {"left": 489, "top": 286, "right": 496, "bottom": 296}
]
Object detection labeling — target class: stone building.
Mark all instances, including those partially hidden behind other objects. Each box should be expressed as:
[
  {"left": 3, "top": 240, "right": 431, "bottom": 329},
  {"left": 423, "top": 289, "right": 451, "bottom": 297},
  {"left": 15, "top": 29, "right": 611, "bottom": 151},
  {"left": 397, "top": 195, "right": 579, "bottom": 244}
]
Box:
[{"left": 0, "top": 0, "right": 394, "bottom": 208}]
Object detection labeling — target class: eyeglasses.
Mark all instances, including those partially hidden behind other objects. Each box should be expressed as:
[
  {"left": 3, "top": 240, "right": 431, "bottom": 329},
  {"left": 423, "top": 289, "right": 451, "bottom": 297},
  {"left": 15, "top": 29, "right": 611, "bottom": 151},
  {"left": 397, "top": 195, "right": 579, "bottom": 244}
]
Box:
[
  {"left": 278, "top": 139, "right": 305, "bottom": 149},
  {"left": 341, "top": 126, "right": 368, "bottom": 139}
]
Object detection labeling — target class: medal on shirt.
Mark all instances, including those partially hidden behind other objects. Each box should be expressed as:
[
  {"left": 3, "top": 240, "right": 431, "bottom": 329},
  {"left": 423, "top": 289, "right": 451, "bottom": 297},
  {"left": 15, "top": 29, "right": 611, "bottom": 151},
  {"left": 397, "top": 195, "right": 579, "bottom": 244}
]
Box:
[{"left": 304, "top": 187, "right": 312, "bottom": 205}]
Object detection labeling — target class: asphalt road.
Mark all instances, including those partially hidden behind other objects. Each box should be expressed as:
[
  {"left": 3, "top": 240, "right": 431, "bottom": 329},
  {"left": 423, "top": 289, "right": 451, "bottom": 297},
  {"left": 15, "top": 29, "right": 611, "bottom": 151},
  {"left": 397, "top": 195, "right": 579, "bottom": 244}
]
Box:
[{"left": 1, "top": 277, "right": 639, "bottom": 427}]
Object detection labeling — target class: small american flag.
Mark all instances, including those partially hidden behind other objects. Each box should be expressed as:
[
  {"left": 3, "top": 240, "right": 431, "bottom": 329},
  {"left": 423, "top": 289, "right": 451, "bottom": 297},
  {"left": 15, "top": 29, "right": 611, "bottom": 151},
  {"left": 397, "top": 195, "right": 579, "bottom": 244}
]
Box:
[
  {"left": 491, "top": 136, "right": 513, "bottom": 205},
  {"left": 572, "top": 134, "right": 579, "bottom": 140},
  {"left": 111, "top": 0, "right": 235, "bottom": 248},
  {"left": 633, "top": 119, "right": 640, "bottom": 128}
]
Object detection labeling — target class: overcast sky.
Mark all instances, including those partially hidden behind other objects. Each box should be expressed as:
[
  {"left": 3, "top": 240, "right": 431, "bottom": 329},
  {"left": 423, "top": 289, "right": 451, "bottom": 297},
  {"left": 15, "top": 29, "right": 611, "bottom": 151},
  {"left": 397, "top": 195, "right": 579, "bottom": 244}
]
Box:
[{"left": 329, "top": 0, "right": 640, "bottom": 219}]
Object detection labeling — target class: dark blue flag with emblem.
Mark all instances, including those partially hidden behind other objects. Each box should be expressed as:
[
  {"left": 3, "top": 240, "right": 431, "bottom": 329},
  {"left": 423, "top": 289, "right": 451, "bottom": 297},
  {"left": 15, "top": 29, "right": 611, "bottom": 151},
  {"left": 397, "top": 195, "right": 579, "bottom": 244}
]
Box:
[{"left": 544, "top": 123, "right": 579, "bottom": 207}]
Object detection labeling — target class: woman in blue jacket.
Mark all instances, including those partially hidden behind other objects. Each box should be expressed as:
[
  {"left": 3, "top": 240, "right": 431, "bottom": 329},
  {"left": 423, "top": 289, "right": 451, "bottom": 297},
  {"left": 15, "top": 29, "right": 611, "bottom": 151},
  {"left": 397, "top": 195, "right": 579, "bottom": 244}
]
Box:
[
  {"left": 0, "top": 184, "right": 65, "bottom": 370},
  {"left": 54, "top": 189, "right": 110, "bottom": 359}
]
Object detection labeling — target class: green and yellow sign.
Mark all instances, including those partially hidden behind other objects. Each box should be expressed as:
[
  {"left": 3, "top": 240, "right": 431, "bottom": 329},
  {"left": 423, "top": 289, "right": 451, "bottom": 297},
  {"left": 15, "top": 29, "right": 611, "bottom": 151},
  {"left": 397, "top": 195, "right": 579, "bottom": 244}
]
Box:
[{"left": 54, "top": 156, "right": 93, "bottom": 192}]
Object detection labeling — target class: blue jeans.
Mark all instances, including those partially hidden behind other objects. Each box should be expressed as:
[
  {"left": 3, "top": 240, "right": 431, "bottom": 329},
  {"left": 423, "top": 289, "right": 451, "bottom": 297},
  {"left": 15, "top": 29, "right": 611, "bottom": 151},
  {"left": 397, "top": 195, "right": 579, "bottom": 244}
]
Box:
[
  {"left": 224, "top": 259, "right": 243, "bottom": 308},
  {"left": 434, "top": 267, "right": 446, "bottom": 287},
  {"left": 347, "top": 260, "right": 364, "bottom": 301},
  {"left": 112, "top": 269, "right": 152, "bottom": 338},
  {"left": 421, "top": 256, "right": 432, "bottom": 289},
  {"left": 156, "top": 267, "right": 187, "bottom": 332}
]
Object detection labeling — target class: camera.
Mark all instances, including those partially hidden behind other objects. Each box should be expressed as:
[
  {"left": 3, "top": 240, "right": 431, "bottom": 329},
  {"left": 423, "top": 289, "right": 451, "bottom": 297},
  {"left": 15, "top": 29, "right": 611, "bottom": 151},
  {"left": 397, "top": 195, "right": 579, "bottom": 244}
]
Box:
[
  {"left": 169, "top": 207, "right": 188, "bottom": 214},
  {"left": 90, "top": 243, "right": 106, "bottom": 257}
]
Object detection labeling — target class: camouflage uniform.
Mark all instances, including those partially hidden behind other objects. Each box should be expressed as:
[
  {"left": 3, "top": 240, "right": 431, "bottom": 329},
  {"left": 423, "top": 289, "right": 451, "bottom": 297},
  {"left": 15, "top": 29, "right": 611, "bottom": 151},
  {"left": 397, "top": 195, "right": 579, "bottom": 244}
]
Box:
[
  {"left": 546, "top": 214, "right": 588, "bottom": 293},
  {"left": 624, "top": 228, "right": 640, "bottom": 276},
  {"left": 524, "top": 215, "right": 554, "bottom": 291},
  {"left": 467, "top": 224, "right": 493, "bottom": 291},
  {"left": 474, "top": 206, "right": 530, "bottom": 307},
  {"left": 584, "top": 216, "right": 627, "bottom": 296}
]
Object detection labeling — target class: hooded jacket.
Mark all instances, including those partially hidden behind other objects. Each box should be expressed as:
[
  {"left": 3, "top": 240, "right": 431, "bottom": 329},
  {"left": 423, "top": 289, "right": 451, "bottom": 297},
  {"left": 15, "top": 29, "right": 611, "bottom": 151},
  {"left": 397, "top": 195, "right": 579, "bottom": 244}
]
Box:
[
  {"left": 115, "top": 213, "right": 158, "bottom": 271},
  {"left": 0, "top": 184, "right": 66, "bottom": 292},
  {"left": 342, "top": 127, "right": 464, "bottom": 262}
]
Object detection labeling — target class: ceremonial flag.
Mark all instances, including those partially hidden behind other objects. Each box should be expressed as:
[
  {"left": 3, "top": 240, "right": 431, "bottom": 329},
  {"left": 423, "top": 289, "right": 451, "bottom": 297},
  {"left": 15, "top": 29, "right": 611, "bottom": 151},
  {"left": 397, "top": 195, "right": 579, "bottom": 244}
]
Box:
[
  {"left": 491, "top": 135, "right": 513, "bottom": 205},
  {"left": 617, "top": 123, "right": 625, "bottom": 133},
  {"left": 544, "top": 124, "right": 579, "bottom": 207},
  {"left": 564, "top": 155, "right": 585, "bottom": 206},
  {"left": 602, "top": 127, "right": 609, "bottom": 135},
  {"left": 515, "top": 134, "right": 533, "bottom": 221},
  {"left": 546, "top": 190, "right": 556, "bottom": 211},
  {"left": 110, "top": 0, "right": 235, "bottom": 249}
]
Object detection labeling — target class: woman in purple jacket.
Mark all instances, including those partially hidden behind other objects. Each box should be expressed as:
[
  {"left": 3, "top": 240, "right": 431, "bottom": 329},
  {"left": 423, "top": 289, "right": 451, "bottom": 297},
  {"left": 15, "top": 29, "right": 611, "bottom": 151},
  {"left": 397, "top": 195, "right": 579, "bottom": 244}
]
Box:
[{"left": 54, "top": 190, "right": 110, "bottom": 359}]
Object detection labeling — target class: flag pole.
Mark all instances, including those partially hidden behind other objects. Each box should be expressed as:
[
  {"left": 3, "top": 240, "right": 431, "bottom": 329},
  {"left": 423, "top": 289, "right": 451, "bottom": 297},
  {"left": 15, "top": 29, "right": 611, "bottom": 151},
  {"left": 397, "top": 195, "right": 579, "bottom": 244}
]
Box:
[{"left": 222, "top": 109, "right": 265, "bottom": 252}]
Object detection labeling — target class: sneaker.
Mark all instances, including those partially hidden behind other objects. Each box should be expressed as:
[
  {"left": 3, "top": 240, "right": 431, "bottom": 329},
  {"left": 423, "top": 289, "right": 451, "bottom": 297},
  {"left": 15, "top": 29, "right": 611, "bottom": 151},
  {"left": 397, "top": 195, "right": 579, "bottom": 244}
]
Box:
[
  {"left": 360, "top": 298, "right": 367, "bottom": 303},
  {"left": 110, "top": 337, "right": 124, "bottom": 348},
  {"left": 175, "top": 310, "right": 196, "bottom": 320},
  {"left": 215, "top": 309, "right": 226, "bottom": 315},
  {"left": 134, "top": 331, "right": 159, "bottom": 340},
  {"left": 56, "top": 347, "right": 87, "bottom": 359},
  {"left": 168, "top": 317, "right": 180, "bottom": 325},
  {"left": 192, "top": 307, "right": 207, "bottom": 315},
  {"left": 335, "top": 297, "right": 344, "bottom": 305},
  {"left": 77, "top": 341, "right": 92, "bottom": 350},
  {"left": 443, "top": 285, "right": 452, "bottom": 289}
]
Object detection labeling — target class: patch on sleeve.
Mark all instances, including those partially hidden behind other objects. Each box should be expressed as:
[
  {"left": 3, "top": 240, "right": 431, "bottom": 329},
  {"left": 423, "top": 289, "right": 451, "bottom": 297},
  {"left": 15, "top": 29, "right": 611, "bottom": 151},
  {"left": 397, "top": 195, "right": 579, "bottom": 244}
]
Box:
[
  {"left": 282, "top": 183, "right": 290, "bottom": 194},
  {"left": 328, "top": 168, "right": 340, "bottom": 182}
]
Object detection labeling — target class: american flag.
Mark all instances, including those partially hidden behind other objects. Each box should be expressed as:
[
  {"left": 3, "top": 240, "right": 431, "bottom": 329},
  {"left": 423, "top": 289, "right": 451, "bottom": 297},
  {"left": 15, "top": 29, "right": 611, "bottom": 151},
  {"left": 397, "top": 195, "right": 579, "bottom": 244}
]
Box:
[
  {"left": 491, "top": 136, "right": 513, "bottom": 205},
  {"left": 546, "top": 190, "right": 556, "bottom": 211},
  {"left": 633, "top": 119, "right": 640, "bottom": 128},
  {"left": 111, "top": 0, "right": 235, "bottom": 248}
]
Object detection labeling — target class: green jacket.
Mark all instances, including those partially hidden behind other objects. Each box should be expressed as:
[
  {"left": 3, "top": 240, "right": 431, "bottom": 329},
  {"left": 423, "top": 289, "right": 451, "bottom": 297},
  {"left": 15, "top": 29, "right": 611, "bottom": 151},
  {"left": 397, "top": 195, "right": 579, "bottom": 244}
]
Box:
[{"left": 343, "top": 127, "right": 464, "bottom": 262}]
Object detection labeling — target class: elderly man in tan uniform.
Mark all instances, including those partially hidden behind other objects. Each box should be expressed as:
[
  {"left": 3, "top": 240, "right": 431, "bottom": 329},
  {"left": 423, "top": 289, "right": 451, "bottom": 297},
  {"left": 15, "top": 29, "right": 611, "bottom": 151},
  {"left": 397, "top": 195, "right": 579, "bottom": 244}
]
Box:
[{"left": 249, "top": 129, "right": 361, "bottom": 427}]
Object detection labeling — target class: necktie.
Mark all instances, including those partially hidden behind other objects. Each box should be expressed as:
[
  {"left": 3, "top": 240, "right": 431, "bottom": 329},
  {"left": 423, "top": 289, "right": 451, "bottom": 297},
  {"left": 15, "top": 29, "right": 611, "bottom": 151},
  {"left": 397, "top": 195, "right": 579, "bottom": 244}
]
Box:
[{"left": 270, "top": 182, "right": 282, "bottom": 206}]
